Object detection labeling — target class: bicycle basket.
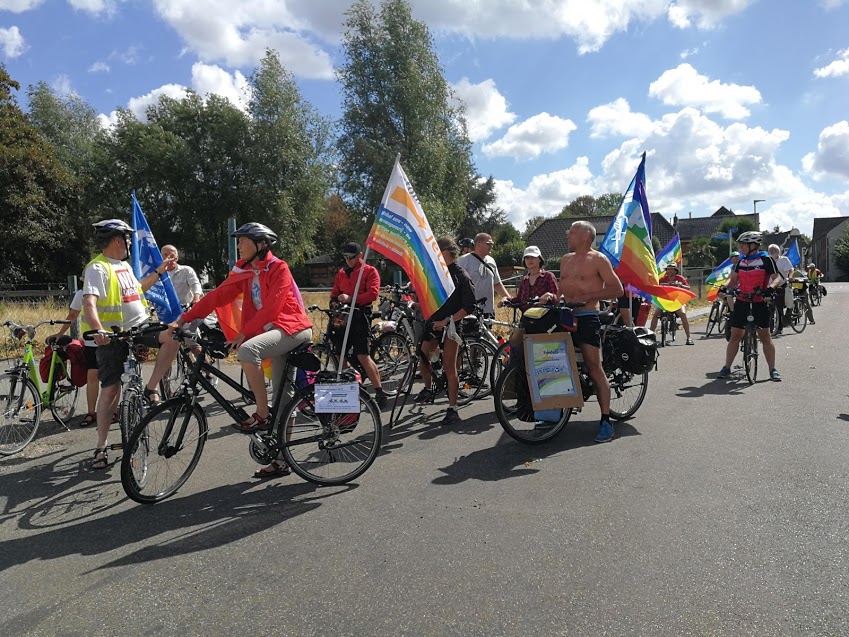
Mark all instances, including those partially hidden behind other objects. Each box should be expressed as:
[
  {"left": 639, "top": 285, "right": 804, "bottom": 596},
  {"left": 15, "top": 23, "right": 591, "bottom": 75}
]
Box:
[
  {"left": 520, "top": 307, "right": 558, "bottom": 334},
  {"left": 199, "top": 323, "right": 230, "bottom": 359},
  {"left": 605, "top": 326, "right": 657, "bottom": 374}
]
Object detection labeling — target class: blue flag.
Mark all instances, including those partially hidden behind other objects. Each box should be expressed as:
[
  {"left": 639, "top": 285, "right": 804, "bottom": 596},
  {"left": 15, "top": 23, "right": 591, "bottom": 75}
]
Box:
[
  {"left": 130, "top": 192, "right": 182, "bottom": 323},
  {"left": 600, "top": 152, "right": 652, "bottom": 267},
  {"left": 786, "top": 239, "right": 801, "bottom": 267}
]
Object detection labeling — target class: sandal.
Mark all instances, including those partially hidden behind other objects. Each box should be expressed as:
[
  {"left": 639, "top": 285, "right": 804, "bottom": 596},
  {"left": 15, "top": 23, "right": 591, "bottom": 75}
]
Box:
[
  {"left": 253, "top": 463, "right": 291, "bottom": 479},
  {"left": 90, "top": 448, "right": 109, "bottom": 471},
  {"left": 79, "top": 413, "right": 96, "bottom": 428},
  {"left": 232, "top": 413, "right": 271, "bottom": 433},
  {"left": 143, "top": 387, "right": 161, "bottom": 406}
]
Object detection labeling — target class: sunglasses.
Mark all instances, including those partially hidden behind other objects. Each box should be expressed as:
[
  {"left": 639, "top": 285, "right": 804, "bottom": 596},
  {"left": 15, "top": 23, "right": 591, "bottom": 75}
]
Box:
[{"left": 484, "top": 241, "right": 495, "bottom": 247}]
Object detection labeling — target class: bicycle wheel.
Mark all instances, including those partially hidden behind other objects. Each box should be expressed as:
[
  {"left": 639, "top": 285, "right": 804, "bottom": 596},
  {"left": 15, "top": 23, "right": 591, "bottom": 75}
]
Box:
[
  {"left": 717, "top": 306, "right": 729, "bottom": 335},
  {"left": 456, "top": 340, "right": 488, "bottom": 406},
  {"left": 669, "top": 315, "right": 677, "bottom": 342},
  {"left": 160, "top": 355, "right": 185, "bottom": 399},
  {"left": 790, "top": 298, "right": 807, "bottom": 333},
  {"left": 470, "top": 339, "right": 497, "bottom": 400},
  {"left": 659, "top": 316, "right": 668, "bottom": 347},
  {"left": 280, "top": 387, "right": 381, "bottom": 485},
  {"left": 120, "top": 399, "right": 208, "bottom": 504},
  {"left": 743, "top": 328, "right": 758, "bottom": 385},
  {"left": 607, "top": 368, "right": 649, "bottom": 420},
  {"left": 311, "top": 343, "right": 339, "bottom": 372},
  {"left": 49, "top": 368, "right": 79, "bottom": 426},
  {"left": 0, "top": 373, "right": 42, "bottom": 455},
  {"left": 489, "top": 340, "right": 512, "bottom": 392},
  {"left": 119, "top": 386, "right": 144, "bottom": 448},
  {"left": 705, "top": 303, "right": 719, "bottom": 336},
  {"left": 370, "top": 332, "right": 412, "bottom": 396},
  {"left": 493, "top": 363, "right": 571, "bottom": 444}
]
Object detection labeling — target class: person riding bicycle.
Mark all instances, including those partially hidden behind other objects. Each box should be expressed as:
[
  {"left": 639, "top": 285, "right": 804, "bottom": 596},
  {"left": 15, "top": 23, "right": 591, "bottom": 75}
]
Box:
[
  {"left": 329, "top": 242, "right": 389, "bottom": 409},
  {"left": 556, "top": 220, "right": 624, "bottom": 443},
  {"left": 716, "top": 231, "right": 782, "bottom": 381},
  {"left": 176, "top": 222, "right": 313, "bottom": 439},
  {"left": 458, "top": 237, "right": 475, "bottom": 255},
  {"left": 82, "top": 219, "right": 180, "bottom": 470},
  {"left": 648, "top": 263, "right": 694, "bottom": 345},
  {"left": 807, "top": 263, "right": 824, "bottom": 304},
  {"left": 413, "top": 237, "right": 476, "bottom": 427}
]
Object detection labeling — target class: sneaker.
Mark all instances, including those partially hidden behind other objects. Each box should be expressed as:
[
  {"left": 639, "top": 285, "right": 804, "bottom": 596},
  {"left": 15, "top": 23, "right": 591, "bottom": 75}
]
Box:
[
  {"left": 809, "top": 319, "right": 816, "bottom": 325},
  {"left": 414, "top": 388, "right": 435, "bottom": 404},
  {"left": 533, "top": 420, "right": 556, "bottom": 430},
  {"left": 440, "top": 408, "right": 461, "bottom": 426},
  {"left": 770, "top": 369, "right": 782, "bottom": 382},
  {"left": 686, "top": 338, "right": 694, "bottom": 345},
  {"left": 594, "top": 419, "right": 615, "bottom": 443},
  {"left": 717, "top": 366, "right": 732, "bottom": 379},
  {"left": 374, "top": 388, "right": 389, "bottom": 409}
]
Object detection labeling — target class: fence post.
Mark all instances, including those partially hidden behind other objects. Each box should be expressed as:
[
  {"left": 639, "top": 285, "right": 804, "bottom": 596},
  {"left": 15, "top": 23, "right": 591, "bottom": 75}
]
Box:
[{"left": 67, "top": 274, "right": 80, "bottom": 339}]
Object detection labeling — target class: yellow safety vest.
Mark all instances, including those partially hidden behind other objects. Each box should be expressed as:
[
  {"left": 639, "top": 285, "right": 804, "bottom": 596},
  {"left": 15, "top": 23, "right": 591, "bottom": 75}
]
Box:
[{"left": 80, "top": 254, "right": 146, "bottom": 334}]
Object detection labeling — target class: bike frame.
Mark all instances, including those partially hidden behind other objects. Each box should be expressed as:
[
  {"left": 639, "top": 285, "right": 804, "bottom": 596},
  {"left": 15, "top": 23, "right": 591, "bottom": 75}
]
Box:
[{"left": 6, "top": 327, "right": 68, "bottom": 408}]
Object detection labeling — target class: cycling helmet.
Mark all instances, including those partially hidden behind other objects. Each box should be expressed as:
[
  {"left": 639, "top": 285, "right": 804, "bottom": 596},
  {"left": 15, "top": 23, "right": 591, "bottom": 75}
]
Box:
[
  {"left": 93, "top": 219, "right": 134, "bottom": 237},
  {"left": 730, "top": 251, "right": 740, "bottom": 258},
  {"left": 231, "top": 222, "right": 278, "bottom": 247},
  {"left": 807, "top": 263, "right": 816, "bottom": 269},
  {"left": 459, "top": 237, "right": 474, "bottom": 249},
  {"left": 736, "top": 231, "right": 763, "bottom": 245}
]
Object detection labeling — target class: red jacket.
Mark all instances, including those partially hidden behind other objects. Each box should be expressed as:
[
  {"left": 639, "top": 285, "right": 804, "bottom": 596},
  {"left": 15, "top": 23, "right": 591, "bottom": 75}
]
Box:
[
  {"left": 331, "top": 260, "right": 380, "bottom": 307},
  {"left": 183, "top": 256, "right": 311, "bottom": 339}
]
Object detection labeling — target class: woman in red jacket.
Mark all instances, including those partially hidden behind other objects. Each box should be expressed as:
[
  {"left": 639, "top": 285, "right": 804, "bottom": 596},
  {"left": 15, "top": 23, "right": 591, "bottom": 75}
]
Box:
[{"left": 175, "top": 223, "right": 312, "bottom": 435}]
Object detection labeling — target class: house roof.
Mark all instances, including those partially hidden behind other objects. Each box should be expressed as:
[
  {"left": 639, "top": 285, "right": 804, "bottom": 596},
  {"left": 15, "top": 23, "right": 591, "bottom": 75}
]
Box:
[
  {"left": 812, "top": 216, "right": 849, "bottom": 241},
  {"left": 526, "top": 213, "right": 676, "bottom": 263},
  {"left": 673, "top": 213, "right": 760, "bottom": 241}
]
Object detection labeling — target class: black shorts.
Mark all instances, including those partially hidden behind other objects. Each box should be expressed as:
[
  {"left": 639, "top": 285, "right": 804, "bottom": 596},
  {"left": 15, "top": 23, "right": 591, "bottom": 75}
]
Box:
[
  {"left": 573, "top": 313, "right": 601, "bottom": 349},
  {"left": 96, "top": 340, "right": 130, "bottom": 388},
  {"left": 331, "top": 309, "right": 371, "bottom": 356},
  {"left": 616, "top": 295, "right": 641, "bottom": 317},
  {"left": 84, "top": 345, "right": 99, "bottom": 369},
  {"left": 730, "top": 301, "right": 770, "bottom": 330}
]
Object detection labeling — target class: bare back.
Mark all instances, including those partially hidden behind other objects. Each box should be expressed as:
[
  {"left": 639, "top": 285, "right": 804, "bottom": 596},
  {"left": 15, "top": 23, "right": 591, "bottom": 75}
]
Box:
[{"left": 559, "top": 249, "right": 621, "bottom": 311}]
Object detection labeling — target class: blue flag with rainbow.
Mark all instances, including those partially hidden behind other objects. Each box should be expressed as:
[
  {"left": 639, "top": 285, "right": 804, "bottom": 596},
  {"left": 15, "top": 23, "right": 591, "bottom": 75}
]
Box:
[
  {"left": 655, "top": 233, "right": 683, "bottom": 274},
  {"left": 366, "top": 157, "right": 455, "bottom": 319}
]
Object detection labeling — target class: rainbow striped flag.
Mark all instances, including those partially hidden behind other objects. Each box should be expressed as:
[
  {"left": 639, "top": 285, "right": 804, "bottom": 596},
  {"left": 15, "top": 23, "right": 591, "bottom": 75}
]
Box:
[
  {"left": 705, "top": 257, "right": 735, "bottom": 301},
  {"left": 366, "top": 157, "right": 455, "bottom": 319},
  {"left": 655, "top": 233, "right": 682, "bottom": 274},
  {"left": 600, "top": 153, "right": 696, "bottom": 312}
]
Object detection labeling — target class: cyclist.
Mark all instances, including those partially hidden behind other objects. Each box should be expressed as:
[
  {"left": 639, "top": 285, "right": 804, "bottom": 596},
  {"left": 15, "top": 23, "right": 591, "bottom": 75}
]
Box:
[
  {"left": 177, "top": 222, "right": 313, "bottom": 436},
  {"left": 648, "top": 263, "right": 694, "bottom": 345},
  {"left": 557, "top": 220, "right": 624, "bottom": 443},
  {"left": 767, "top": 244, "right": 793, "bottom": 334},
  {"left": 82, "top": 219, "right": 180, "bottom": 470},
  {"left": 807, "top": 263, "right": 824, "bottom": 305},
  {"left": 459, "top": 237, "right": 475, "bottom": 255},
  {"left": 457, "top": 233, "right": 510, "bottom": 320},
  {"left": 414, "top": 237, "right": 476, "bottom": 426},
  {"left": 330, "top": 242, "right": 389, "bottom": 409},
  {"left": 716, "top": 231, "right": 782, "bottom": 381},
  {"left": 501, "top": 245, "right": 558, "bottom": 348}
]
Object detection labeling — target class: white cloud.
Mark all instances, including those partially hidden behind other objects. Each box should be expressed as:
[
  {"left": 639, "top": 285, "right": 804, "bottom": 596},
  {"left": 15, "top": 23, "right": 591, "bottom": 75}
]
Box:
[
  {"left": 814, "top": 47, "right": 849, "bottom": 78},
  {"left": 819, "top": 0, "right": 846, "bottom": 8},
  {"left": 649, "top": 63, "right": 761, "bottom": 119},
  {"left": 666, "top": 0, "right": 756, "bottom": 29},
  {"left": 0, "top": 0, "right": 44, "bottom": 11},
  {"left": 482, "top": 113, "right": 577, "bottom": 160},
  {"left": 0, "top": 25, "right": 25, "bottom": 57},
  {"left": 67, "top": 0, "right": 122, "bottom": 16},
  {"left": 802, "top": 121, "right": 849, "bottom": 180},
  {"left": 449, "top": 78, "right": 516, "bottom": 143},
  {"left": 88, "top": 61, "right": 110, "bottom": 73},
  {"left": 98, "top": 64, "right": 250, "bottom": 127},
  {"left": 680, "top": 46, "right": 700, "bottom": 59},
  {"left": 109, "top": 45, "right": 141, "bottom": 65},
  {"left": 151, "top": 0, "right": 334, "bottom": 79},
  {"left": 587, "top": 98, "right": 654, "bottom": 139},
  {"left": 51, "top": 73, "right": 74, "bottom": 96}
]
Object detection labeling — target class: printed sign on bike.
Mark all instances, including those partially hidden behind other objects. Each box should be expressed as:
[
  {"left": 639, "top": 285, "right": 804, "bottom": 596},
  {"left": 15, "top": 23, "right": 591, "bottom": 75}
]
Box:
[
  {"left": 314, "top": 383, "right": 360, "bottom": 413},
  {"left": 523, "top": 332, "right": 583, "bottom": 410}
]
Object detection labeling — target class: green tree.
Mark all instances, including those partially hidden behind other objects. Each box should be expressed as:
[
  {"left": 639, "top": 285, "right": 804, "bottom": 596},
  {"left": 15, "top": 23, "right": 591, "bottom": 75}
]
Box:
[
  {"left": 557, "top": 192, "right": 622, "bottom": 218},
  {"left": 595, "top": 192, "right": 622, "bottom": 216},
  {"left": 337, "top": 0, "right": 474, "bottom": 233},
  {"left": 834, "top": 226, "right": 849, "bottom": 274},
  {"left": 686, "top": 237, "right": 716, "bottom": 268},
  {"left": 711, "top": 216, "right": 758, "bottom": 260},
  {"left": 491, "top": 224, "right": 524, "bottom": 267},
  {"left": 457, "top": 176, "right": 507, "bottom": 238},
  {"left": 523, "top": 215, "right": 547, "bottom": 241},
  {"left": 0, "top": 66, "right": 79, "bottom": 284}
]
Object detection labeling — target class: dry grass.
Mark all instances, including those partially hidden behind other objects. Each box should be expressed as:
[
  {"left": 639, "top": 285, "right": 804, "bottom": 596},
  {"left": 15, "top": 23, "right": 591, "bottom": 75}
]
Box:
[{"left": 0, "top": 298, "right": 71, "bottom": 359}]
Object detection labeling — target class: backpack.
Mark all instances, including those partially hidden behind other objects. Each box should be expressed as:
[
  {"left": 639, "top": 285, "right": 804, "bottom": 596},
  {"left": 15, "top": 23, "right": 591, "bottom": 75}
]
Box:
[{"left": 605, "top": 326, "right": 657, "bottom": 374}]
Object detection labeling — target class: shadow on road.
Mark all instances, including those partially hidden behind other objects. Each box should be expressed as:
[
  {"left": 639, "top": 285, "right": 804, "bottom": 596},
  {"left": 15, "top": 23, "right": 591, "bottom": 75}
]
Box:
[
  {"left": 837, "top": 414, "right": 849, "bottom": 422},
  {"left": 677, "top": 377, "right": 750, "bottom": 397}
]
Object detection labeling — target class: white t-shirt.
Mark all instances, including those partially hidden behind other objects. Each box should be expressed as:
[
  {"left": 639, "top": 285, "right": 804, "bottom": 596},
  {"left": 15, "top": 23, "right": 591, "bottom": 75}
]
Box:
[
  {"left": 69, "top": 289, "right": 83, "bottom": 312},
  {"left": 457, "top": 252, "right": 502, "bottom": 315},
  {"left": 82, "top": 257, "right": 149, "bottom": 340},
  {"left": 775, "top": 255, "right": 794, "bottom": 281},
  {"left": 169, "top": 264, "right": 203, "bottom": 306}
]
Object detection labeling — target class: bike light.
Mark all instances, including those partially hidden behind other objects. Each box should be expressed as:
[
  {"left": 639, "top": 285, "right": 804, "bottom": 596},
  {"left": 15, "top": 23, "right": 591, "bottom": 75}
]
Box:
[{"left": 121, "top": 373, "right": 132, "bottom": 383}]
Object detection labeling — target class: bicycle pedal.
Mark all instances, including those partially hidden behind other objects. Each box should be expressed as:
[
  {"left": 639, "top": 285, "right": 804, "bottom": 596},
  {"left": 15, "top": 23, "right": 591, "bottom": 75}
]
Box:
[{"left": 109, "top": 443, "right": 124, "bottom": 452}]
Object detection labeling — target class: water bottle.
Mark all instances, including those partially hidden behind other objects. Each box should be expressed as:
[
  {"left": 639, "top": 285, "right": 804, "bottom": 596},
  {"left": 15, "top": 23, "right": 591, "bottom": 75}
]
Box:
[{"left": 430, "top": 350, "right": 443, "bottom": 374}]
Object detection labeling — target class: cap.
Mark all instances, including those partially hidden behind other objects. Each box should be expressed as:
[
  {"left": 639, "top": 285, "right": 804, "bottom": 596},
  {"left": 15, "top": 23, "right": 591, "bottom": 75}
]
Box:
[
  {"left": 665, "top": 262, "right": 680, "bottom": 271},
  {"left": 522, "top": 246, "right": 542, "bottom": 259},
  {"left": 341, "top": 242, "right": 362, "bottom": 257}
]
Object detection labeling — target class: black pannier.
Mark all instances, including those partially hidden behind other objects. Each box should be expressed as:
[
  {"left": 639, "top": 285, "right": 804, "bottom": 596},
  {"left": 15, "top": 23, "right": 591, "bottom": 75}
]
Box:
[{"left": 605, "top": 326, "right": 657, "bottom": 374}]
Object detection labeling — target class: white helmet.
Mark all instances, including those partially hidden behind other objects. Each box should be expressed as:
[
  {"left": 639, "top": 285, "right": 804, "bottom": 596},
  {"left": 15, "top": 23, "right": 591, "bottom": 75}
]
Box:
[{"left": 736, "top": 231, "right": 763, "bottom": 245}]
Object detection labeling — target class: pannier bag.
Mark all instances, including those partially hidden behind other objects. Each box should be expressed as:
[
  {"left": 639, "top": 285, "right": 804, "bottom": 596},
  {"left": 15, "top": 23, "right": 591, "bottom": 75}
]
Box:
[
  {"left": 605, "top": 326, "right": 657, "bottom": 374},
  {"left": 520, "top": 307, "right": 577, "bottom": 334}
]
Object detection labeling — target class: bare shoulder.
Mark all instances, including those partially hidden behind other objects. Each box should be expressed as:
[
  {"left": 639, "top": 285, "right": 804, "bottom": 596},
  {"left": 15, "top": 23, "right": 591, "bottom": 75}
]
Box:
[{"left": 589, "top": 249, "right": 613, "bottom": 267}]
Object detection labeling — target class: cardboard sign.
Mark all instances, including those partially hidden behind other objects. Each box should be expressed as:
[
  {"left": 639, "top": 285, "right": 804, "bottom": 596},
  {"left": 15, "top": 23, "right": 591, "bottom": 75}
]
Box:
[
  {"left": 523, "top": 332, "right": 583, "bottom": 410},
  {"left": 314, "top": 383, "right": 360, "bottom": 414}
]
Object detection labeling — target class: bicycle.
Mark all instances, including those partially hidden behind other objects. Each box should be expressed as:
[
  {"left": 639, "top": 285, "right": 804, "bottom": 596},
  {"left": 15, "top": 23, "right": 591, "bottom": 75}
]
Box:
[
  {"left": 787, "top": 278, "right": 810, "bottom": 334},
  {"left": 657, "top": 309, "right": 678, "bottom": 347},
  {"left": 493, "top": 303, "right": 652, "bottom": 444},
  {"left": 0, "top": 319, "right": 78, "bottom": 455},
  {"left": 726, "top": 289, "right": 773, "bottom": 385},
  {"left": 704, "top": 287, "right": 732, "bottom": 337},
  {"left": 809, "top": 282, "right": 822, "bottom": 307},
  {"left": 120, "top": 325, "right": 382, "bottom": 504}
]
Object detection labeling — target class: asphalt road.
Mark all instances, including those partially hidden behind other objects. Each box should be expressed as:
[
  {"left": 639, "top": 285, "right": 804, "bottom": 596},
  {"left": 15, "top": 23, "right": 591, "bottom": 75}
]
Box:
[{"left": 2, "top": 285, "right": 848, "bottom": 637}]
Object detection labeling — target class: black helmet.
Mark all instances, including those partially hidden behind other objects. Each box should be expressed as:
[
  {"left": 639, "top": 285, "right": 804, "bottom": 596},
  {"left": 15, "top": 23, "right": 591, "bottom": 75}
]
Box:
[
  {"left": 459, "top": 237, "right": 474, "bottom": 249},
  {"left": 231, "top": 222, "right": 278, "bottom": 247}
]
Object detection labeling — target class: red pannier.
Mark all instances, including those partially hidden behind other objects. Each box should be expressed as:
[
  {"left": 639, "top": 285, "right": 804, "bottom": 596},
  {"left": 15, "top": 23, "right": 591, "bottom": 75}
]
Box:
[{"left": 39, "top": 337, "right": 88, "bottom": 387}]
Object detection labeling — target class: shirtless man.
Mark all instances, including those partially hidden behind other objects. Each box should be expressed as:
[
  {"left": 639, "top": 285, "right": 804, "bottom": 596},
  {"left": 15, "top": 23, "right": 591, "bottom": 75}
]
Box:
[{"left": 542, "top": 220, "right": 624, "bottom": 443}]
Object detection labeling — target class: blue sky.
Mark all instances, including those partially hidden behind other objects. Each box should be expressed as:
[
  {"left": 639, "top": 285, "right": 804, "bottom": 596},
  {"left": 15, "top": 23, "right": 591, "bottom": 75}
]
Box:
[{"left": 1, "top": 0, "right": 848, "bottom": 236}]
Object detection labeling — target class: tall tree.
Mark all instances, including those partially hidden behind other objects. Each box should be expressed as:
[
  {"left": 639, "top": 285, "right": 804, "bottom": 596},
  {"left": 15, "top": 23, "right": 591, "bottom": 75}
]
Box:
[
  {"left": 523, "top": 215, "right": 547, "bottom": 241},
  {"left": 557, "top": 192, "right": 622, "bottom": 218},
  {"left": 337, "top": 0, "right": 474, "bottom": 233},
  {"left": 0, "top": 66, "right": 78, "bottom": 284},
  {"left": 686, "top": 237, "right": 716, "bottom": 268},
  {"left": 457, "top": 176, "right": 507, "bottom": 238}
]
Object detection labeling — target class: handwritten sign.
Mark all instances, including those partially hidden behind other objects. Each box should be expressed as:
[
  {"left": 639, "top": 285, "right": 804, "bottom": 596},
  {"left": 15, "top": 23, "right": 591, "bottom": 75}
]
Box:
[
  {"left": 314, "top": 383, "right": 360, "bottom": 414},
  {"left": 523, "top": 332, "right": 583, "bottom": 410}
]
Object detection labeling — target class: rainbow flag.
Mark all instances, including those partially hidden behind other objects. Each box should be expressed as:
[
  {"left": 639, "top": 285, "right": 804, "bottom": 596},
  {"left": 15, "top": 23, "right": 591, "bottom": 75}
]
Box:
[
  {"left": 705, "top": 257, "right": 735, "bottom": 301},
  {"left": 366, "top": 157, "right": 455, "bottom": 319},
  {"left": 655, "top": 233, "right": 682, "bottom": 274},
  {"left": 600, "top": 153, "right": 696, "bottom": 312}
]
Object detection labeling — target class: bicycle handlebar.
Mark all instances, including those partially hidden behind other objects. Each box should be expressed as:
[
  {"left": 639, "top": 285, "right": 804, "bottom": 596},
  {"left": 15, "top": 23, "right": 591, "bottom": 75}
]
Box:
[{"left": 4, "top": 319, "right": 71, "bottom": 340}]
